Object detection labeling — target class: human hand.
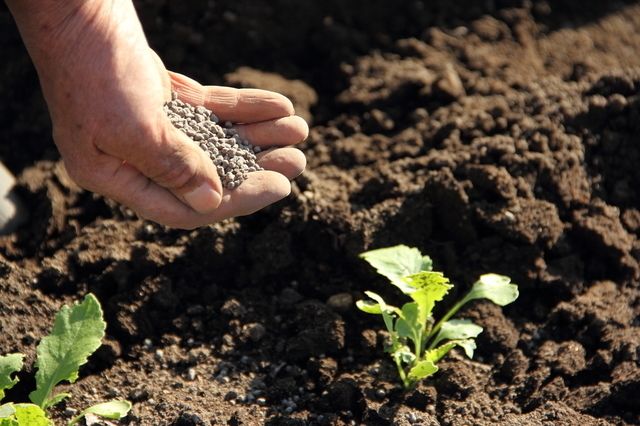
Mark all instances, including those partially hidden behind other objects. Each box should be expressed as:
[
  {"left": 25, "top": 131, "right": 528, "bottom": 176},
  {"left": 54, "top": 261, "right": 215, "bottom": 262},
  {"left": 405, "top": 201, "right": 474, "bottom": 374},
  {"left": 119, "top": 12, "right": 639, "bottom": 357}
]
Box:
[
  {"left": 6, "top": 0, "right": 307, "bottom": 229},
  {"left": 166, "top": 71, "right": 308, "bottom": 225}
]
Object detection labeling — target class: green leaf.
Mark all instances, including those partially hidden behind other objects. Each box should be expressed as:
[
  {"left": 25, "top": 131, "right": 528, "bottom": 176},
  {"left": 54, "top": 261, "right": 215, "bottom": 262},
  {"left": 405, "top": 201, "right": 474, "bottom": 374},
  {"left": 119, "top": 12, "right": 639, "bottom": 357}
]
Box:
[
  {"left": 463, "top": 274, "right": 519, "bottom": 306},
  {"left": 426, "top": 339, "right": 477, "bottom": 364},
  {"left": 13, "top": 404, "right": 51, "bottom": 426},
  {"left": 396, "top": 303, "right": 421, "bottom": 345},
  {"left": 430, "top": 319, "right": 483, "bottom": 348},
  {"left": 357, "top": 291, "right": 398, "bottom": 335},
  {"left": 0, "top": 354, "right": 23, "bottom": 401},
  {"left": 404, "top": 272, "right": 452, "bottom": 325},
  {"left": 29, "top": 294, "right": 106, "bottom": 409},
  {"left": 0, "top": 404, "right": 15, "bottom": 419},
  {"left": 391, "top": 345, "right": 415, "bottom": 365},
  {"left": 68, "top": 400, "right": 132, "bottom": 425},
  {"left": 403, "top": 271, "right": 451, "bottom": 293},
  {"left": 421, "top": 257, "right": 433, "bottom": 272},
  {"left": 356, "top": 298, "right": 384, "bottom": 315},
  {"left": 426, "top": 341, "right": 456, "bottom": 364},
  {"left": 359, "top": 291, "right": 398, "bottom": 314},
  {"left": 0, "top": 404, "right": 17, "bottom": 426},
  {"left": 407, "top": 359, "right": 438, "bottom": 381},
  {"left": 456, "top": 339, "right": 477, "bottom": 359},
  {"left": 0, "top": 417, "right": 17, "bottom": 426},
  {"left": 360, "top": 245, "right": 432, "bottom": 293},
  {"left": 45, "top": 393, "right": 70, "bottom": 408}
]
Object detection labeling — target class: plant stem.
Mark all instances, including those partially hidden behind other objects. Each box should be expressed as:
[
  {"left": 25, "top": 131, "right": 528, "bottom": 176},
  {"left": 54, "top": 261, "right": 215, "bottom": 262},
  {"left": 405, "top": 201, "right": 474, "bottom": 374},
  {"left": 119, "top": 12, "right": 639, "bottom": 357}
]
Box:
[
  {"left": 427, "top": 295, "right": 470, "bottom": 344},
  {"left": 395, "top": 359, "right": 410, "bottom": 388},
  {"left": 68, "top": 414, "right": 83, "bottom": 425}
]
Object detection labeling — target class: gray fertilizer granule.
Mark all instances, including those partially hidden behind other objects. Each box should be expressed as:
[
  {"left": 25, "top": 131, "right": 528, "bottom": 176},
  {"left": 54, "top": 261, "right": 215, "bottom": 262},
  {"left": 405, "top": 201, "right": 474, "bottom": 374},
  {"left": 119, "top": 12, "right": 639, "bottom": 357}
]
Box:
[{"left": 164, "top": 93, "right": 263, "bottom": 190}]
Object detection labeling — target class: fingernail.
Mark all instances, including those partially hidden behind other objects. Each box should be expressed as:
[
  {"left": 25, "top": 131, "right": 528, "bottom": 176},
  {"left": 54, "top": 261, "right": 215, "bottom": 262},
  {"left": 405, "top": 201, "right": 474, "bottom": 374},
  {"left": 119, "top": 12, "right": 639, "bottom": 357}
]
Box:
[{"left": 183, "top": 183, "right": 222, "bottom": 213}]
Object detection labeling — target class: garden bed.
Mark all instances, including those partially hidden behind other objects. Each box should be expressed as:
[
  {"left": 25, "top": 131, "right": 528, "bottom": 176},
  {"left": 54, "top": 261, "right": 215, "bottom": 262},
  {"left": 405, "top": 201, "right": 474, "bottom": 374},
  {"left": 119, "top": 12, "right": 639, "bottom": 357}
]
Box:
[{"left": 0, "top": 1, "right": 639, "bottom": 424}]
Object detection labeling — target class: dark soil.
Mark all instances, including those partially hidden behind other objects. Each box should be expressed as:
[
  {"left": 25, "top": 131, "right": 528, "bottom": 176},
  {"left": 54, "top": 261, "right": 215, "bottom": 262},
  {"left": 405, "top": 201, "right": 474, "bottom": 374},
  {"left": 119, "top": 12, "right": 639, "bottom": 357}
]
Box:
[{"left": 1, "top": 1, "right": 640, "bottom": 425}]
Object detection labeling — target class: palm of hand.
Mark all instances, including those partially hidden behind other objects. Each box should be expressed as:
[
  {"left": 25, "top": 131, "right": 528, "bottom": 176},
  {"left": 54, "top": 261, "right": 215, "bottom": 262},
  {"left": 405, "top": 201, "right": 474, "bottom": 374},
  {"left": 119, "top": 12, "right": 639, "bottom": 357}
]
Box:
[{"left": 44, "top": 15, "right": 306, "bottom": 229}]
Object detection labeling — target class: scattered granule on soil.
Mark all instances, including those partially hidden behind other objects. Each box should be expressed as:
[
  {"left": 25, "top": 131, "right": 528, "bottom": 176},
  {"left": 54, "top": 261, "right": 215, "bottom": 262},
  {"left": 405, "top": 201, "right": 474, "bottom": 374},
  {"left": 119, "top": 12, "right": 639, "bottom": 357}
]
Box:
[{"left": 164, "top": 92, "right": 263, "bottom": 189}]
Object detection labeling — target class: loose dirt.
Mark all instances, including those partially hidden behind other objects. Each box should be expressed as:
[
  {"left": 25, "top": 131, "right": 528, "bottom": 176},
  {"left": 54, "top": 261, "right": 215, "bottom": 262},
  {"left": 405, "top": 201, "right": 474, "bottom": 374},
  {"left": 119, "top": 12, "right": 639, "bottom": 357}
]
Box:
[{"left": 0, "top": 1, "right": 639, "bottom": 425}]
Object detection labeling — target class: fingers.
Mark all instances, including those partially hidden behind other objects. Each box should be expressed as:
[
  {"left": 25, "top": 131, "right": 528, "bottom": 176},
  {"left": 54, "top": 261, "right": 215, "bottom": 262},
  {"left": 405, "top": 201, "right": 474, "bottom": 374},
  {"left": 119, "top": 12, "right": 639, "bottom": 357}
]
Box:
[
  {"left": 211, "top": 171, "right": 291, "bottom": 218},
  {"left": 65, "top": 137, "right": 299, "bottom": 229},
  {"left": 93, "top": 157, "right": 202, "bottom": 227},
  {"left": 234, "top": 115, "right": 308, "bottom": 147},
  {"left": 74, "top": 70, "right": 307, "bottom": 228},
  {"left": 88, "top": 155, "right": 291, "bottom": 228},
  {"left": 257, "top": 147, "right": 306, "bottom": 180},
  {"left": 169, "top": 71, "right": 294, "bottom": 122},
  {"left": 94, "top": 117, "right": 223, "bottom": 214}
]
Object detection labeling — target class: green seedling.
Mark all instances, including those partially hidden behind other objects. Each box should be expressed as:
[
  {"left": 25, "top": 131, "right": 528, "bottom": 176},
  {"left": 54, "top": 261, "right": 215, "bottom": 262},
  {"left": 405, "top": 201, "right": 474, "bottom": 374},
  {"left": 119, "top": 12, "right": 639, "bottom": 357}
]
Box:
[
  {"left": 356, "top": 245, "right": 519, "bottom": 389},
  {"left": 0, "top": 294, "right": 131, "bottom": 425}
]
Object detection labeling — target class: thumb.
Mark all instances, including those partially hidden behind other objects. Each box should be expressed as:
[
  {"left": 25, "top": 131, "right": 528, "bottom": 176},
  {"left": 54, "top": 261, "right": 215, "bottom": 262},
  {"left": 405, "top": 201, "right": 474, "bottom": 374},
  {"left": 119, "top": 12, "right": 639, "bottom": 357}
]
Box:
[{"left": 99, "top": 117, "right": 223, "bottom": 214}]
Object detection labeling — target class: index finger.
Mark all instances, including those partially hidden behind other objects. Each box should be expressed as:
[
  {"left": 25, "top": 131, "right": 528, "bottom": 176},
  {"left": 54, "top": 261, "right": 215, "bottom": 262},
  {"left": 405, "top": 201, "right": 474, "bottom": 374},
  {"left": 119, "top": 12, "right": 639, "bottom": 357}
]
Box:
[{"left": 168, "top": 71, "right": 295, "bottom": 123}]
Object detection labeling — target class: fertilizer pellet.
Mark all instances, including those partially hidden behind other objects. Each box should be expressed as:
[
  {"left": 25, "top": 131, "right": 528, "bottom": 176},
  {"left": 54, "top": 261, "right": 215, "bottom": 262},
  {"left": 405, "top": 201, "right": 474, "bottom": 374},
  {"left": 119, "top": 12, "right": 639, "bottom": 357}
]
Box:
[{"left": 164, "top": 93, "right": 263, "bottom": 189}]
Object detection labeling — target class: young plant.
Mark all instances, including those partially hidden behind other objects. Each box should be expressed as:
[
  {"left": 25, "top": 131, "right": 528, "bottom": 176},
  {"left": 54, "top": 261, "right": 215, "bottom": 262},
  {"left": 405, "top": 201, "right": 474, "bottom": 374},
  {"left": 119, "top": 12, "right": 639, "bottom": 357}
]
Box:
[
  {"left": 356, "top": 245, "right": 519, "bottom": 389},
  {"left": 0, "top": 294, "right": 132, "bottom": 425}
]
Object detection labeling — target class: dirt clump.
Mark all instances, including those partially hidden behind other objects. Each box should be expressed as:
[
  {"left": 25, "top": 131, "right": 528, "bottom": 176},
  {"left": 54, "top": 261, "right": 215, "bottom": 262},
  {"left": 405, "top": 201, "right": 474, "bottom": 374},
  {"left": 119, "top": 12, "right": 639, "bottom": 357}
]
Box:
[{"left": 1, "top": 1, "right": 640, "bottom": 425}]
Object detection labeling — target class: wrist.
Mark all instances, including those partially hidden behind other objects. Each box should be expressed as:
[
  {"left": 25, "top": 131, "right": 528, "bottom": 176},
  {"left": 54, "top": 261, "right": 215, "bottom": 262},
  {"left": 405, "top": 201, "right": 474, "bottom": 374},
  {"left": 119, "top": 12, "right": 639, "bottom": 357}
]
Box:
[
  {"left": 6, "top": 0, "right": 108, "bottom": 64},
  {"left": 6, "top": 0, "right": 150, "bottom": 116}
]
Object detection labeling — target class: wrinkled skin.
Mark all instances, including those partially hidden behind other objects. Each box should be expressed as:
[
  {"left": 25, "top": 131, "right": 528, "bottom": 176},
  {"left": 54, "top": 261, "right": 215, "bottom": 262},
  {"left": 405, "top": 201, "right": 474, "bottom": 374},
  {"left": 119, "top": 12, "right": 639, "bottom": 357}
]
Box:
[{"left": 6, "top": 0, "right": 308, "bottom": 228}]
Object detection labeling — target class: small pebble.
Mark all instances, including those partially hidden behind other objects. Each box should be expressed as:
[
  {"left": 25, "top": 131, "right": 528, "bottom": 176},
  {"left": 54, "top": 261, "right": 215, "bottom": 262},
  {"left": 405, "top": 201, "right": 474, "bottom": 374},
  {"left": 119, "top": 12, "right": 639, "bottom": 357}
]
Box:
[
  {"left": 326, "top": 292, "right": 353, "bottom": 312},
  {"left": 504, "top": 211, "right": 516, "bottom": 222},
  {"left": 186, "top": 368, "right": 197, "bottom": 381},
  {"left": 247, "top": 323, "right": 267, "bottom": 342},
  {"left": 406, "top": 412, "right": 419, "bottom": 424},
  {"left": 175, "top": 413, "right": 205, "bottom": 426},
  {"left": 106, "top": 386, "right": 119, "bottom": 398},
  {"left": 128, "top": 387, "right": 150, "bottom": 402},
  {"left": 186, "top": 305, "right": 205, "bottom": 316},
  {"left": 280, "top": 288, "right": 303, "bottom": 305},
  {"left": 63, "top": 408, "right": 78, "bottom": 417}
]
